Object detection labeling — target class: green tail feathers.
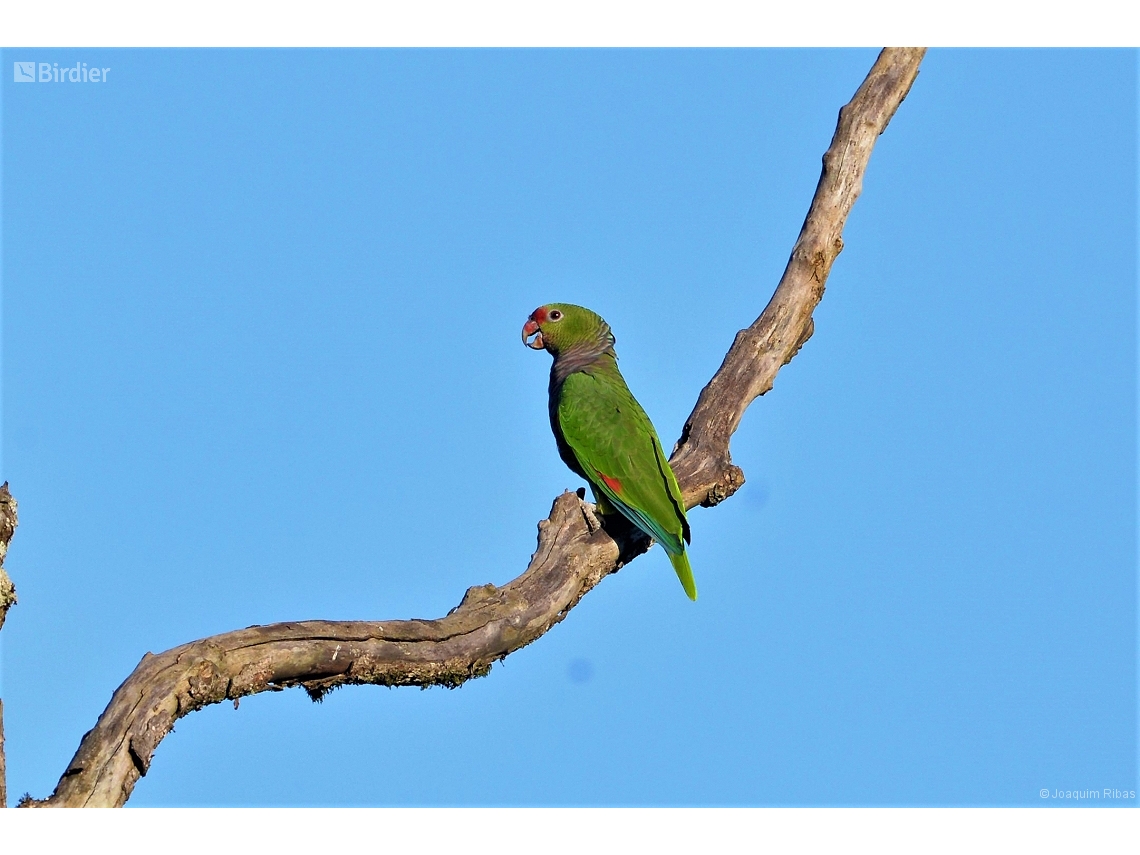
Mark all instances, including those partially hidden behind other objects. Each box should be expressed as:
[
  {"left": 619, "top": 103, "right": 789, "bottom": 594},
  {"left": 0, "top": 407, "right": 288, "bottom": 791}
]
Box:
[{"left": 669, "top": 549, "right": 698, "bottom": 601}]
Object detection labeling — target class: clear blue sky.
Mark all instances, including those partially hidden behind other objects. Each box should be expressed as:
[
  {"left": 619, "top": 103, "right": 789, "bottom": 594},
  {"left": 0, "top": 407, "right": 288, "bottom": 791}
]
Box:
[{"left": 0, "top": 49, "right": 1135, "bottom": 806}]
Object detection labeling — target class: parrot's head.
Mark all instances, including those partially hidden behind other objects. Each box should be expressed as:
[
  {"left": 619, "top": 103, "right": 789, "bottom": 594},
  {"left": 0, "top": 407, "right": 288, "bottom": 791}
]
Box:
[{"left": 522, "top": 303, "right": 615, "bottom": 357}]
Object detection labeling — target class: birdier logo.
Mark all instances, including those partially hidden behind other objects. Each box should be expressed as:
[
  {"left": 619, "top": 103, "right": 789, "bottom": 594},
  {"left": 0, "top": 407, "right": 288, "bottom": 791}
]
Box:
[{"left": 13, "top": 61, "right": 111, "bottom": 83}]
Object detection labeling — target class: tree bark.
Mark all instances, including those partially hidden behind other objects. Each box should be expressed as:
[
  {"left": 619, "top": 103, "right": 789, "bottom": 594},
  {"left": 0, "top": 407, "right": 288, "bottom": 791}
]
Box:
[
  {"left": 18, "top": 48, "right": 925, "bottom": 808},
  {"left": 0, "top": 484, "right": 17, "bottom": 635},
  {"left": 1, "top": 482, "right": 20, "bottom": 808}
]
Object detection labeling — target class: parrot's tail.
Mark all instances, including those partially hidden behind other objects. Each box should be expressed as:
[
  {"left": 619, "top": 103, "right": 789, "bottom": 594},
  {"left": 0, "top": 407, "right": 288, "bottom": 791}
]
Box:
[{"left": 668, "top": 549, "right": 698, "bottom": 601}]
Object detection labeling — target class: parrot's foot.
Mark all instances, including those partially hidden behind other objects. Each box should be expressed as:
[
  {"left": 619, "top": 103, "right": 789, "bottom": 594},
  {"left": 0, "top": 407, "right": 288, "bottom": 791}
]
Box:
[
  {"left": 580, "top": 501, "right": 603, "bottom": 533},
  {"left": 591, "top": 491, "right": 619, "bottom": 517}
]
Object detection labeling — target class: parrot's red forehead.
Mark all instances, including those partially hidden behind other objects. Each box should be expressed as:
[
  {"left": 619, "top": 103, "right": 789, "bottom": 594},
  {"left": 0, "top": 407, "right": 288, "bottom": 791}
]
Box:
[{"left": 530, "top": 306, "right": 549, "bottom": 324}]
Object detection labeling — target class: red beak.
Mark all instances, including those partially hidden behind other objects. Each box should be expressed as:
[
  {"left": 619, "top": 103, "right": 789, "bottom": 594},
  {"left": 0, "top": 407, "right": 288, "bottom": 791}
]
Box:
[{"left": 522, "top": 318, "right": 544, "bottom": 349}]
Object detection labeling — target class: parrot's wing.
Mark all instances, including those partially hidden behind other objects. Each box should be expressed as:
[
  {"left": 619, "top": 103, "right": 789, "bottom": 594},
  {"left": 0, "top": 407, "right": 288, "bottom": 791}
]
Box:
[{"left": 557, "top": 370, "right": 689, "bottom": 554}]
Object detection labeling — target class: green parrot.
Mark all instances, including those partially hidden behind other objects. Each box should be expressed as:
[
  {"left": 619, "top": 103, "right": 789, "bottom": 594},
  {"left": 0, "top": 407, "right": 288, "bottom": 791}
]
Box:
[{"left": 522, "top": 303, "right": 696, "bottom": 600}]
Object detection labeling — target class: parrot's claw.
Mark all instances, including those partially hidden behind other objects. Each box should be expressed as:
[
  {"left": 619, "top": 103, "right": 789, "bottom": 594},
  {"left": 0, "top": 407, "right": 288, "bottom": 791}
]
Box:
[{"left": 581, "top": 501, "right": 603, "bottom": 533}]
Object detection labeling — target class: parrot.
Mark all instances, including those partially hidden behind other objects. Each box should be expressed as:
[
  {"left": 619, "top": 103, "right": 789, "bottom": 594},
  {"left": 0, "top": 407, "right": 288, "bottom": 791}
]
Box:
[{"left": 522, "top": 303, "right": 696, "bottom": 600}]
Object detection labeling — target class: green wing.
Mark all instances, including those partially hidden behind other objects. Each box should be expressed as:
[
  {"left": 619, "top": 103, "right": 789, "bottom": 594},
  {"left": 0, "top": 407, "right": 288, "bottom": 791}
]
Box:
[{"left": 557, "top": 369, "right": 690, "bottom": 555}]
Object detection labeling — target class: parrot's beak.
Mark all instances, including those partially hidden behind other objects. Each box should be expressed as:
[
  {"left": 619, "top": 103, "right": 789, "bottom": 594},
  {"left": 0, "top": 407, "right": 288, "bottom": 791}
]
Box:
[{"left": 522, "top": 318, "right": 544, "bottom": 350}]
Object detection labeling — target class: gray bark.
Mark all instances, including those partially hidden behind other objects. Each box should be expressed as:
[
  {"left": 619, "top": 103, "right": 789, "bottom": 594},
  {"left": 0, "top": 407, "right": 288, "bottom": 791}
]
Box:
[
  {"left": 1, "top": 482, "right": 20, "bottom": 808},
  {"left": 12, "top": 48, "right": 925, "bottom": 808}
]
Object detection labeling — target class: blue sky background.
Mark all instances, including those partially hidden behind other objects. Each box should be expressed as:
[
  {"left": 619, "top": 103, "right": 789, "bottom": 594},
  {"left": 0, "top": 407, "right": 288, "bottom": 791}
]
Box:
[{"left": 0, "top": 49, "right": 1135, "bottom": 807}]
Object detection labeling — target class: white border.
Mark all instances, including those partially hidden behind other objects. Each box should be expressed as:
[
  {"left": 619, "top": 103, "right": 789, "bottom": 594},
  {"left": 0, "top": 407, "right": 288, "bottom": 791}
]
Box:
[
  {"left": 2, "top": 0, "right": 1136, "bottom": 840},
  {"left": 0, "top": 1, "right": 1138, "bottom": 47},
  {"left": 0, "top": 808, "right": 1137, "bottom": 852}
]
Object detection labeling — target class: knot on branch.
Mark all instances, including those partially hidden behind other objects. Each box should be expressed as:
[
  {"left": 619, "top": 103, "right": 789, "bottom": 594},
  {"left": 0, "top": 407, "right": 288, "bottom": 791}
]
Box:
[
  {"left": 701, "top": 464, "right": 746, "bottom": 507},
  {"left": 184, "top": 659, "right": 230, "bottom": 709}
]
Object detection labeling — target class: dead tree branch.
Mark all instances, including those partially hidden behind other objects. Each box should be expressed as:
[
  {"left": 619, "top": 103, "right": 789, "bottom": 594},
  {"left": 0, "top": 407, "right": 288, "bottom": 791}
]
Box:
[
  {"left": 22, "top": 48, "right": 925, "bottom": 808},
  {"left": 0, "top": 483, "right": 17, "bottom": 635},
  {"left": 670, "top": 48, "right": 925, "bottom": 507},
  {"left": 1, "top": 482, "right": 21, "bottom": 808}
]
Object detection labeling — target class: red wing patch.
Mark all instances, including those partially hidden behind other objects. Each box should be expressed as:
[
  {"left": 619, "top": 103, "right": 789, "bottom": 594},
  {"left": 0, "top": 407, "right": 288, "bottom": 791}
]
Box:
[{"left": 597, "top": 472, "right": 623, "bottom": 493}]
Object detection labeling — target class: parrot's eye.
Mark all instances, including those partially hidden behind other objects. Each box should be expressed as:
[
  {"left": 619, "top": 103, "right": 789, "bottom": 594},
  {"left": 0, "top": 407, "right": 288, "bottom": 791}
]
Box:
[{"left": 549, "top": 310, "right": 563, "bottom": 321}]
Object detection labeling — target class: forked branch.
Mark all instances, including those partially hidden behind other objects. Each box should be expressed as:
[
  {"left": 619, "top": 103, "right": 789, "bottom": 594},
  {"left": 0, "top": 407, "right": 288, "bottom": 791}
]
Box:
[{"left": 19, "top": 47, "right": 924, "bottom": 808}]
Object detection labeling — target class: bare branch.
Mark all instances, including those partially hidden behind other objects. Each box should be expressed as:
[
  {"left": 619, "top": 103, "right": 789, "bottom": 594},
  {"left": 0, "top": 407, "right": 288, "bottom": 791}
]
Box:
[
  {"left": 0, "top": 699, "right": 6, "bottom": 810},
  {"left": 29, "top": 494, "right": 652, "bottom": 808},
  {"left": 1, "top": 482, "right": 20, "bottom": 809},
  {"left": 0, "top": 483, "right": 17, "bottom": 634},
  {"left": 23, "top": 48, "right": 925, "bottom": 808},
  {"left": 671, "top": 47, "right": 926, "bottom": 508}
]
